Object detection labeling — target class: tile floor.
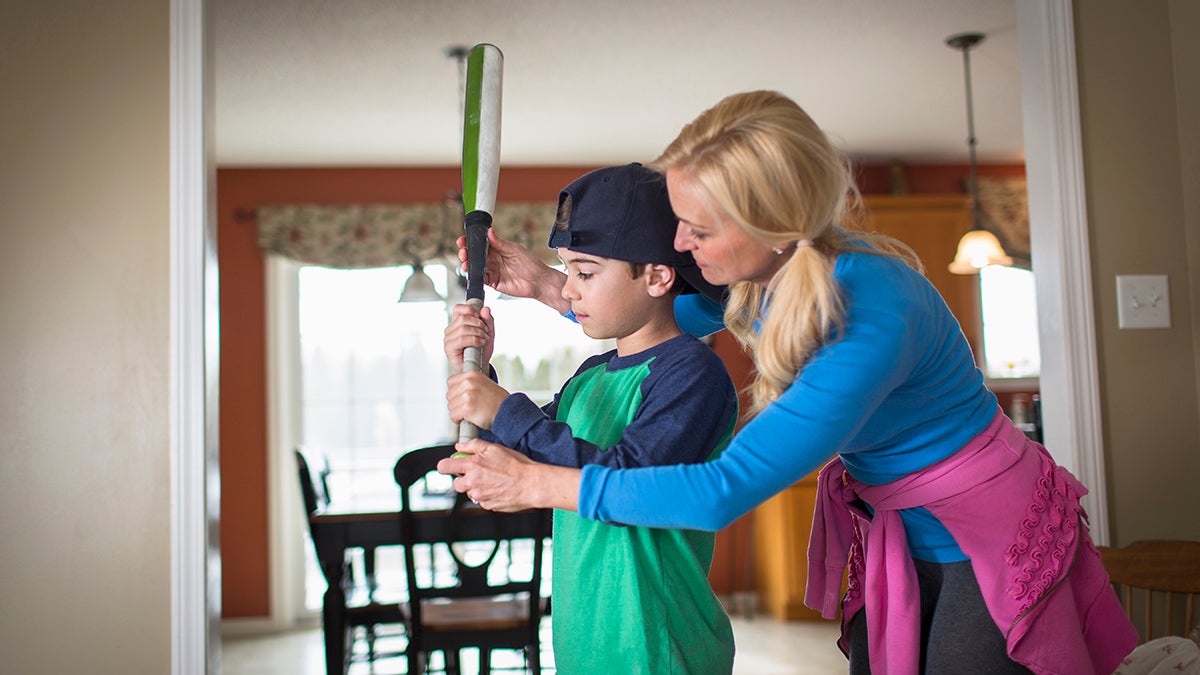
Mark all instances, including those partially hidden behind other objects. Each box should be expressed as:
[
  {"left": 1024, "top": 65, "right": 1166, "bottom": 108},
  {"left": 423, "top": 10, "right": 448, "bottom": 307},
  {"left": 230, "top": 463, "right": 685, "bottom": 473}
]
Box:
[{"left": 221, "top": 611, "right": 847, "bottom": 675}]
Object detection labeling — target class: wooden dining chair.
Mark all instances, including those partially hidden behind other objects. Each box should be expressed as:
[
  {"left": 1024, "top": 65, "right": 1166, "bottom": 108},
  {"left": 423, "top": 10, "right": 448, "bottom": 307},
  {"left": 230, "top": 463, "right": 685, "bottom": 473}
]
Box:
[
  {"left": 1098, "top": 539, "right": 1200, "bottom": 642},
  {"left": 393, "top": 444, "right": 552, "bottom": 675},
  {"left": 295, "top": 447, "right": 407, "bottom": 672}
]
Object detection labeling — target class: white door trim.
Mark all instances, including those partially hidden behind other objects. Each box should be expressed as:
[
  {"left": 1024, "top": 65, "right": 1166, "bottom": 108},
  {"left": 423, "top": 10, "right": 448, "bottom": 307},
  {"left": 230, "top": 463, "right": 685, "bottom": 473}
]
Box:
[
  {"left": 1015, "top": 0, "right": 1110, "bottom": 543},
  {"left": 170, "top": 0, "right": 218, "bottom": 672}
]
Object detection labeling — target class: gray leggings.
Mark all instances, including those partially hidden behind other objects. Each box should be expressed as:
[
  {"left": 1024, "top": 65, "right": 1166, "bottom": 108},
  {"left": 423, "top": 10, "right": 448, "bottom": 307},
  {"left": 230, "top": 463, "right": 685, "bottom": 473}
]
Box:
[{"left": 847, "top": 559, "right": 1033, "bottom": 674}]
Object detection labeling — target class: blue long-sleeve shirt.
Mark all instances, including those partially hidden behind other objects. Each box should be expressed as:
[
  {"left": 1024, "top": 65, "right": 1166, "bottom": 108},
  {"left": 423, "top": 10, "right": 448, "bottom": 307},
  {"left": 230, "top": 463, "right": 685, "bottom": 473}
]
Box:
[{"left": 580, "top": 249, "right": 999, "bottom": 561}]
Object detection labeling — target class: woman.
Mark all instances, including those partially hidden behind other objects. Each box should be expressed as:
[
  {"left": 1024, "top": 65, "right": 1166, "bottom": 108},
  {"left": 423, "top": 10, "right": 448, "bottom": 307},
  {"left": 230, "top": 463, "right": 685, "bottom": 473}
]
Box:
[{"left": 440, "top": 90, "right": 1136, "bottom": 674}]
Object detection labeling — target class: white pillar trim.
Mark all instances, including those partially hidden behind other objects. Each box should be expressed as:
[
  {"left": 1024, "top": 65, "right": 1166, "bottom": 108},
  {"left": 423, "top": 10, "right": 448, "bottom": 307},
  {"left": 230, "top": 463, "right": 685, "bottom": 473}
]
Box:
[
  {"left": 1016, "top": 0, "right": 1110, "bottom": 543},
  {"left": 266, "top": 255, "right": 310, "bottom": 628},
  {"left": 170, "top": 0, "right": 217, "bottom": 672}
]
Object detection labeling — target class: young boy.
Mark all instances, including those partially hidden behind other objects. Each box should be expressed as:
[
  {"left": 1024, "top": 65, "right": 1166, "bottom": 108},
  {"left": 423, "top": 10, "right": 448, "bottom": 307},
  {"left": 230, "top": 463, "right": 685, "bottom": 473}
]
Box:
[{"left": 443, "top": 163, "right": 738, "bottom": 674}]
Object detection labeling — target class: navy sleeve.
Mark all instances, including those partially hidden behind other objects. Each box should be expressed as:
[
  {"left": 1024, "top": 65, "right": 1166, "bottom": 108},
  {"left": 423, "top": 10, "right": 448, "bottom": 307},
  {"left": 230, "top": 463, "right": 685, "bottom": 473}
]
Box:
[{"left": 490, "top": 341, "right": 738, "bottom": 470}]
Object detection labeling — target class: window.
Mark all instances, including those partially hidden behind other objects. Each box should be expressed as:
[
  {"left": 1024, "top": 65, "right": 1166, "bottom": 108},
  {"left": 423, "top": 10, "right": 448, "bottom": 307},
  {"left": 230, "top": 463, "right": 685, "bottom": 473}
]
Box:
[
  {"left": 299, "top": 265, "right": 454, "bottom": 501},
  {"left": 979, "top": 265, "right": 1041, "bottom": 380}
]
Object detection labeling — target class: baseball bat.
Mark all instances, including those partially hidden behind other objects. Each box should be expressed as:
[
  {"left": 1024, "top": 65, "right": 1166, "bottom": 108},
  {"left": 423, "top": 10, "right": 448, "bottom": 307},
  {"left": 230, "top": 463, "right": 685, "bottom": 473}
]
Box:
[{"left": 457, "top": 43, "right": 503, "bottom": 448}]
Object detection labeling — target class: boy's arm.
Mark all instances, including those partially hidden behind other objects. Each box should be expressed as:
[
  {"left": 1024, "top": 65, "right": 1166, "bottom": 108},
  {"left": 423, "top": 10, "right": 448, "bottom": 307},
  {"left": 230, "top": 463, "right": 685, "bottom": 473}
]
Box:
[{"left": 492, "top": 342, "right": 738, "bottom": 470}]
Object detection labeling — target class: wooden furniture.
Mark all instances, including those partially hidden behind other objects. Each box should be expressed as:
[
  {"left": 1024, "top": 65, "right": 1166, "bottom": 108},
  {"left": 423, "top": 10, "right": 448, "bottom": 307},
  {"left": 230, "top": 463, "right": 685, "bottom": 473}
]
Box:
[
  {"left": 1098, "top": 539, "right": 1200, "bottom": 641},
  {"left": 860, "top": 195, "right": 980, "bottom": 357},
  {"left": 296, "top": 447, "right": 407, "bottom": 675},
  {"left": 749, "top": 195, "right": 976, "bottom": 621},
  {"left": 752, "top": 479, "right": 824, "bottom": 620},
  {"left": 394, "top": 444, "right": 551, "bottom": 675}
]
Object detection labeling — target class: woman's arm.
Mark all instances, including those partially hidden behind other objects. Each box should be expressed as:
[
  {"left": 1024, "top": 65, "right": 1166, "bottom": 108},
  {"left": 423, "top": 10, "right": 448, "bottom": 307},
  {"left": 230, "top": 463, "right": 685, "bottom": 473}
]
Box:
[
  {"left": 459, "top": 229, "right": 729, "bottom": 334},
  {"left": 439, "top": 439, "right": 581, "bottom": 512},
  {"left": 456, "top": 230, "right": 570, "bottom": 313},
  {"left": 576, "top": 303, "right": 917, "bottom": 530},
  {"left": 673, "top": 293, "right": 726, "bottom": 338}
]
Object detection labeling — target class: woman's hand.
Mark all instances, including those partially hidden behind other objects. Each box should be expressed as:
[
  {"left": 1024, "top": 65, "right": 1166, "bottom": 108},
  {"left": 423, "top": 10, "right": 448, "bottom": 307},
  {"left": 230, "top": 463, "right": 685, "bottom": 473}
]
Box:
[
  {"left": 443, "top": 303, "right": 495, "bottom": 373},
  {"left": 438, "top": 439, "right": 582, "bottom": 512},
  {"left": 445, "top": 371, "right": 509, "bottom": 430},
  {"left": 456, "top": 229, "right": 570, "bottom": 313}
]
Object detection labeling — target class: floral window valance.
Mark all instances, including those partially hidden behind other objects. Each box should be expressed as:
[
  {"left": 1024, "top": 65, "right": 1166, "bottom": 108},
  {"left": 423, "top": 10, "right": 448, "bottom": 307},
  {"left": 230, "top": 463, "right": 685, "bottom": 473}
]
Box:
[{"left": 256, "top": 202, "right": 560, "bottom": 269}]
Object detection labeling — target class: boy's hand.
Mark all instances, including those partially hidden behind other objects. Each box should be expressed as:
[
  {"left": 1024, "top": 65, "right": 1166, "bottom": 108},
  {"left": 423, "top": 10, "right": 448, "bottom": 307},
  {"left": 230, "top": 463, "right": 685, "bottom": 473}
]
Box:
[
  {"left": 443, "top": 303, "right": 495, "bottom": 373},
  {"left": 446, "top": 371, "right": 509, "bottom": 430}
]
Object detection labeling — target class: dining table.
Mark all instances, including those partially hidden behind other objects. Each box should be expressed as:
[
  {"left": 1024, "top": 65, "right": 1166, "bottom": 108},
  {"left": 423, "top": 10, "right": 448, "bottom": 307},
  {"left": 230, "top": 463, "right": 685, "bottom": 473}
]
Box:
[{"left": 308, "top": 488, "right": 547, "bottom": 675}]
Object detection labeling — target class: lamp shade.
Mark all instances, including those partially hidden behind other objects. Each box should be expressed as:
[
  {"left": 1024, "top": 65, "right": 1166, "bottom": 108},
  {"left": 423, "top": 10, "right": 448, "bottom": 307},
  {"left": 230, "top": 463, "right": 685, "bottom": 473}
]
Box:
[
  {"left": 948, "top": 229, "right": 1014, "bottom": 274},
  {"left": 398, "top": 266, "right": 445, "bottom": 303}
]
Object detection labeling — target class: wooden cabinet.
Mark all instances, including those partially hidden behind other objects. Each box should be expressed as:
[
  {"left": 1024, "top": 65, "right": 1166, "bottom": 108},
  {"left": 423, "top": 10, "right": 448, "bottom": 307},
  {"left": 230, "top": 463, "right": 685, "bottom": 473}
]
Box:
[
  {"left": 748, "top": 194, "right": 978, "bottom": 620},
  {"left": 860, "top": 195, "right": 981, "bottom": 359},
  {"left": 753, "top": 477, "right": 825, "bottom": 620}
]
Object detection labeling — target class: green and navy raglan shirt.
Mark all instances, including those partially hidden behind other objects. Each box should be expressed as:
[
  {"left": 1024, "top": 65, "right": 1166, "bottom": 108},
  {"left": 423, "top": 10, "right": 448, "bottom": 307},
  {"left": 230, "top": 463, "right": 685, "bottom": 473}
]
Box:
[{"left": 484, "top": 333, "right": 738, "bottom": 675}]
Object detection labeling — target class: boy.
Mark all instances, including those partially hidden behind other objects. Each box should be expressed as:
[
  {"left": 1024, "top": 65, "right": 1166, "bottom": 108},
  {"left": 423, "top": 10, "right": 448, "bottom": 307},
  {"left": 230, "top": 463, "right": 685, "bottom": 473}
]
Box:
[{"left": 443, "top": 163, "right": 738, "bottom": 674}]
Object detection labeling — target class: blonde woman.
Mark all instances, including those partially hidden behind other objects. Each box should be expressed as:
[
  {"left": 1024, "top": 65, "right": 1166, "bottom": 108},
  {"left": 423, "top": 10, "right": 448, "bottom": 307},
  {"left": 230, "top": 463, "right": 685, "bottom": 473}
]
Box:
[{"left": 441, "top": 91, "right": 1136, "bottom": 675}]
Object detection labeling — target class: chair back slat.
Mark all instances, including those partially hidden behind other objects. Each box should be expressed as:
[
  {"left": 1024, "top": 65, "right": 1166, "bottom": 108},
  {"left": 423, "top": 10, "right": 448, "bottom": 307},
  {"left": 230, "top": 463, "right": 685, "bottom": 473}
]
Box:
[
  {"left": 294, "top": 446, "right": 406, "bottom": 671},
  {"left": 1098, "top": 539, "right": 1200, "bottom": 641},
  {"left": 394, "top": 444, "right": 551, "bottom": 674},
  {"left": 295, "top": 446, "right": 332, "bottom": 515}
]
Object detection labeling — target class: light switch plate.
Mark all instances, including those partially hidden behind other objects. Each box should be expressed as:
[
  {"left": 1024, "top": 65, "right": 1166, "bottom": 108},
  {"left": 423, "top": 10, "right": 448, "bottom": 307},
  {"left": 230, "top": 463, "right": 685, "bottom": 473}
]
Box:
[{"left": 1116, "top": 274, "right": 1170, "bottom": 329}]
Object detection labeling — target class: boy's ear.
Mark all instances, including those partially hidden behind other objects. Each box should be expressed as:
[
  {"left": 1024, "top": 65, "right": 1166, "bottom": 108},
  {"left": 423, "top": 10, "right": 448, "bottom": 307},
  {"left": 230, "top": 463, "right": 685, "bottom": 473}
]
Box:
[{"left": 643, "top": 263, "right": 677, "bottom": 298}]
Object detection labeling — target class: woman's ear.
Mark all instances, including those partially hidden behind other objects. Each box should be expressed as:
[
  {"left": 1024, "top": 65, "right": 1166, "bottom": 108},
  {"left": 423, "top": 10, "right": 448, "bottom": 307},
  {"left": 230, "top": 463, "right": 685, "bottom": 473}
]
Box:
[{"left": 643, "top": 263, "right": 677, "bottom": 298}]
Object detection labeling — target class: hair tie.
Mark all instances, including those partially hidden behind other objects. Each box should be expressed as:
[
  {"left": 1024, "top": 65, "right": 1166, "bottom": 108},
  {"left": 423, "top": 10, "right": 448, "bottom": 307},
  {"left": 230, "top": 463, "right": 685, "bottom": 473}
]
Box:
[{"left": 774, "top": 239, "right": 814, "bottom": 254}]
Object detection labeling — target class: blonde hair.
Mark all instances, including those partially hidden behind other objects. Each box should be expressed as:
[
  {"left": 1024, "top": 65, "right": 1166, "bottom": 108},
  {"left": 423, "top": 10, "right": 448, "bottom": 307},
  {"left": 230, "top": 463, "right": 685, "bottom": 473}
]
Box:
[{"left": 652, "top": 91, "right": 921, "bottom": 414}]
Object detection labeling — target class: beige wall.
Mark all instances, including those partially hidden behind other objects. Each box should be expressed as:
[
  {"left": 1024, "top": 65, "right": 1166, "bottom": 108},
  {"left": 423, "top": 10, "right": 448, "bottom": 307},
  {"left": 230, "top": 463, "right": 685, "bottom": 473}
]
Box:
[
  {"left": 1075, "top": 0, "right": 1200, "bottom": 543},
  {"left": 0, "top": 1, "right": 173, "bottom": 673}
]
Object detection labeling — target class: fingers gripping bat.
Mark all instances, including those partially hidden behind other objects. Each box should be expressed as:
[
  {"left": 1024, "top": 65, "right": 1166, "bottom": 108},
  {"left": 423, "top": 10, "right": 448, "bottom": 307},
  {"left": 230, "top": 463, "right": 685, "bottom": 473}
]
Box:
[{"left": 458, "top": 43, "right": 503, "bottom": 447}]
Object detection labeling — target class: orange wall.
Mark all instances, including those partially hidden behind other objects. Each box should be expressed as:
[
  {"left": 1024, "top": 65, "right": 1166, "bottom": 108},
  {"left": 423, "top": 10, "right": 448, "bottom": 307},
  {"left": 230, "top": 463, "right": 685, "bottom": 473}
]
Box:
[{"left": 218, "top": 162, "right": 1023, "bottom": 618}]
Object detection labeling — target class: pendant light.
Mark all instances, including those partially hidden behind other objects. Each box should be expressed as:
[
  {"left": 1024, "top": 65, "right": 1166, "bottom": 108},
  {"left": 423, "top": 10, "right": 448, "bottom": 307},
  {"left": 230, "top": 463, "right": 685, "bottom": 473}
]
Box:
[
  {"left": 398, "top": 237, "right": 445, "bottom": 303},
  {"left": 946, "top": 32, "right": 1013, "bottom": 274},
  {"left": 400, "top": 48, "right": 469, "bottom": 304}
]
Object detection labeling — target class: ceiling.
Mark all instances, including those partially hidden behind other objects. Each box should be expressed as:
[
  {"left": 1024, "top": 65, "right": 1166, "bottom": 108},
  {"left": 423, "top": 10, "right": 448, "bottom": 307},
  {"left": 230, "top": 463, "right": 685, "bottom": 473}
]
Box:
[{"left": 213, "top": 0, "right": 1024, "bottom": 168}]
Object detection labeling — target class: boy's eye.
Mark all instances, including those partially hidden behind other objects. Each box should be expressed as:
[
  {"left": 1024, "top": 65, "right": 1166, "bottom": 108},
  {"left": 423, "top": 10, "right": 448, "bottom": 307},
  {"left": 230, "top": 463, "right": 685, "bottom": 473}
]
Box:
[{"left": 575, "top": 271, "right": 593, "bottom": 280}]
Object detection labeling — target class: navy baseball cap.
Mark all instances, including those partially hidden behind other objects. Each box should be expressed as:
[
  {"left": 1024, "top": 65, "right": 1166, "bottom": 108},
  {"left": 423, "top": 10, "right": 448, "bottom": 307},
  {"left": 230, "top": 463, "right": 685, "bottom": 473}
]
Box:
[{"left": 547, "top": 163, "right": 726, "bottom": 303}]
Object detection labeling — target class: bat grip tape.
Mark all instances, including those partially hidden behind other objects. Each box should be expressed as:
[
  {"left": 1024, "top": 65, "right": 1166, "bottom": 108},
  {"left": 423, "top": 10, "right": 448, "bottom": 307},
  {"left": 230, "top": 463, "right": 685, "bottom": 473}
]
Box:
[{"left": 464, "top": 210, "right": 492, "bottom": 302}]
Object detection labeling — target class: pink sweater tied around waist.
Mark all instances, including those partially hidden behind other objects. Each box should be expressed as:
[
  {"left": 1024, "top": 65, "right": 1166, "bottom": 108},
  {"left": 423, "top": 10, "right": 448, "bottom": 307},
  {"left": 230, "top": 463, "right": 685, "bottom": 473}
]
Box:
[{"left": 805, "top": 408, "right": 1137, "bottom": 675}]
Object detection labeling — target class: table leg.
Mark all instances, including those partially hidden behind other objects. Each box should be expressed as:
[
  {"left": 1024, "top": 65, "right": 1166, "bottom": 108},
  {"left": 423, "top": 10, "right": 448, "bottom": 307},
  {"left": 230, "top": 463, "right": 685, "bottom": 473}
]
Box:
[
  {"left": 322, "top": 582, "right": 351, "bottom": 675},
  {"left": 312, "top": 521, "right": 352, "bottom": 675}
]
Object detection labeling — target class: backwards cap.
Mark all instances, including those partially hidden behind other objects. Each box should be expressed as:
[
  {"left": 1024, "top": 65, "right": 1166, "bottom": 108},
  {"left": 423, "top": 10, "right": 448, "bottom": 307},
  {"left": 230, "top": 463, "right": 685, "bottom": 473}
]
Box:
[{"left": 547, "top": 163, "right": 725, "bottom": 303}]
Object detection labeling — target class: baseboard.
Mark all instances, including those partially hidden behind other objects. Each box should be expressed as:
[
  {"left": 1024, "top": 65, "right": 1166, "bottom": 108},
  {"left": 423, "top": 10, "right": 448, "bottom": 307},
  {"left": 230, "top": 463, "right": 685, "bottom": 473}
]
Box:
[
  {"left": 719, "top": 591, "right": 760, "bottom": 619},
  {"left": 219, "top": 616, "right": 318, "bottom": 637}
]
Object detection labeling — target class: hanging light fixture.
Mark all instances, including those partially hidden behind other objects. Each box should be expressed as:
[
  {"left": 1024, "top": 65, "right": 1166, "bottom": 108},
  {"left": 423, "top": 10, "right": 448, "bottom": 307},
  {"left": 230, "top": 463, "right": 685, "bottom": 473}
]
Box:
[
  {"left": 399, "top": 47, "right": 470, "bottom": 303},
  {"left": 398, "top": 237, "right": 445, "bottom": 303},
  {"left": 946, "top": 32, "right": 1013, "bottom": 275}
]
